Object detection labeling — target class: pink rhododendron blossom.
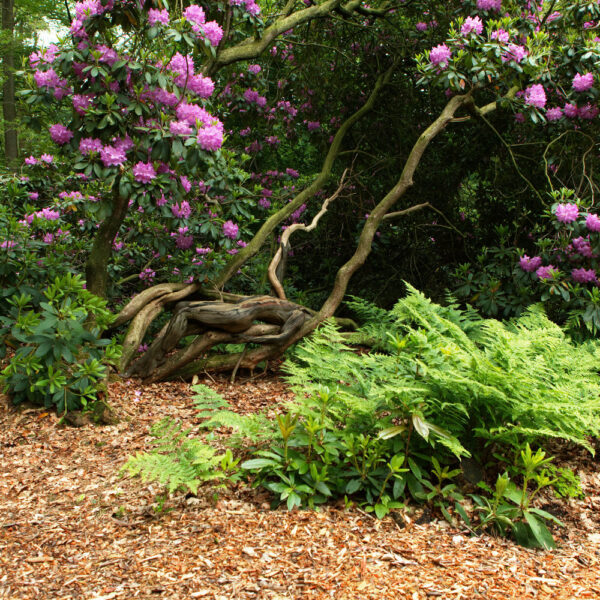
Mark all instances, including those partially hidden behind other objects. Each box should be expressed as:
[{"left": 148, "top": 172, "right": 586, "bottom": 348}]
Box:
[
  {"left": 197, "top": 124, "right": 223, "bottom": 150},
  {"left": 1, "top": 240, "right": 16, "bottom": 249},
  {"left": 25, "top": 156, "right": 38, "bottom": 166},
  {"left": 546, "top": 107, "right": 562, "bottom": 121},
  {"left": 461, "top": 16, "right": 483, "bottom": 36},
  {"left": 180, "top": 176, "right": 192, "bottom": 193},
  {"left": 40, "top": 154, "right": 53, "bottom": 163},
  {"left": 429, "top": 44, "right": 451, "bottom": 67},
  {"left": 578, "top": 103, "right": 598, "bottom": 120},
  {"left": 248, "top": 64, "right": 261, "bottom": 74},
  {"left": 72, "top": 94, "right": 92, "bottom": 115},
  {"left": 519, "top": 255, "right": 542, "bottom": 272},
  {"left": 171, "top": 201, "right": 192, "bottom": 218},
  {"left": 307, "top": 121, "right": 320, "bottom": 131},
  {"left": 572, "top": 268, "right": 597, "bottom": 283},
  {"left": 100, "top": 145, "right": 126, "bottom": 167},
  {"left": 189, "top": 74, "right": 214, "bottom": 98},
  {"left": 174, "top": 227, "right": 194, "bottom": 249},
  {"left": 132, "top": 162, "right": 157, "bottom": 183},
  {"left": 183, "top": 5, "right": 205, "bottom": 25},
  {"left": 222, "top": 220, "right": 239, "bottom": 239},
  {"left": 563, "top": 103, "right": 578, "bottom": 118},
  {"left": 572, "top": 72, "right": 594, "bottom": 92},
  {"left": 49, "top": 124, "right": 73, "bottom": 145},
  {"left": 491, "top": 29, "right": 509, "bottom": 43},
  {"left": 586, "top": 213, "right": 600, "bottom": 232},
  {"left": 170, "top": 120, "right": 192, "bottom": 136},
  {"left": 555, "top": 203, "right": 579, "bottom": 223},
  {"left": 502, "top": 44, "right": 527, "bottom": 63},
  {"left": 96, "top": 44, "right": 119, "bottom": 67},
  {"left": 176, "top": 102, "right": 213, "bottom": 126},
  {"left": 148, "top": 8, "right": 169, "bottom": 26},
  {"left": 79, "top": 137, "right": 103, "bottom": 155},
  {"left": 536, "top": 265, "right": 558, "bottom": 280},
  {"left": 477, "top": 0, "right": 501, "bottom": 10},
  {"left": 114, "top": 135, "right": 134, "bottom": 153},
  {"left": 572, "top": 236, "right": 594, "bottom": 257},
  {"left": 245, "top": 0, "right": 261, "bottom": 16},
  {"left": 524, "top": 84, "right": 546, "bottom": 109},
  {"left": 416, "top": 22, "right": 427, "bottom": 31},
  {"left": 201, "top": 21, "right": 223, "bottom": 46}
]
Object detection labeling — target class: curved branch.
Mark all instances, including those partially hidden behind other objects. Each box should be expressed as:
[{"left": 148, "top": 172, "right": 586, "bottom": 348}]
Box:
[
  {"left": 205, "top": 0, "right": 351, "bottom": 74},
  {"left": 213, "top": 63, "right": 396, "bottom": 289},
  {"left": 268, "top": 169, "right": 348, "bottom": 299},
  {"left": 316, "top": 92, "right": 475, "bottom": 323}
]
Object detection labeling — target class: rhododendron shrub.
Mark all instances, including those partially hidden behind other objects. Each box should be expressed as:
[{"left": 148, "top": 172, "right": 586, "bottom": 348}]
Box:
[
  {"left": 22, "top": 0, "right": 258, "bottom": 298},
  {"left": 454, "top": 188, "right": 600, "bottom": 336}
]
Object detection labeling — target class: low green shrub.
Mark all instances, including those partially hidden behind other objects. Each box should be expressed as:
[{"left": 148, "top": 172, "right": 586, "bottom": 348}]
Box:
[{"left": 0, "top": 273, "right": 120, "bottom": 413}]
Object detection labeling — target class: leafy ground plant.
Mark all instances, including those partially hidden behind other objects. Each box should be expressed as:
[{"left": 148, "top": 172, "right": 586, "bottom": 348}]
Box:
[
  {"left": 0, "top": 273, "right": 120, "bottom": 413},
  {"left": 468, "top": 445, "right": 564, "bottom": 549}
]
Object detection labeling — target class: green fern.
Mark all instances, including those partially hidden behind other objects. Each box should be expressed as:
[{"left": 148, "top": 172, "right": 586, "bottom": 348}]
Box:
[
  {"left": 190, "top": 383, "right": 274, "bottom": 442},
  {"left": 192, "top": 383, "right": 231, "bottom": 418},
  {"left": 122, "top": 417, "right": 225, "bottom": 494},
  {"left": 285, "top": 285, "right": 600, "bottom": 456}
]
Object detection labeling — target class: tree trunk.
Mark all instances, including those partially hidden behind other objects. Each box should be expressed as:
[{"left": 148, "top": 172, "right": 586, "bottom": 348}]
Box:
[
  {"left": 2, "top": 0, "right": 17, "bottom": 165},
  {"left": 85, "top": 179, "right": 128, "bottom": 298}
]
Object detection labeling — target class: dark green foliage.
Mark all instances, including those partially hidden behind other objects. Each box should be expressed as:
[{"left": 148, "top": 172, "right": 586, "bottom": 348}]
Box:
[{"left": 0, "top": 274, "right": 120, "bottom": 413}]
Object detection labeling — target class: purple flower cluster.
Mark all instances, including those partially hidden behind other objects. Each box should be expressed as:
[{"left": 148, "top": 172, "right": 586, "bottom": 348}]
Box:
[
  {"left": 430, "top": 44, "right": 451, "bottom": 68},
  {"left": 148, "top": 8, "right": 169, "bottom": 26},
  {"left": 222, "top": 220, "right": 239, "bottom": 239},
  {"left": 536, "top": 265, "right": 558, "bottom": 280},
  {"left": 524, "top": 84, "right": 546, "bottom": 109},
  {"left": 519, "top": 255, "right": 542, "bottom": 272},
  {"left": 171, "top": 201, "right": 192, "bottom": 219},
  {"left": 571, "top": 268, "right": 597, "bottom": 284},
  {"left": 197, "top": 124, "right": 224, "bottom": 151},
  {"left": 477, "top": 0, "right": 501, "bottom": 10},
  {"left": 461, "top": 16, "right": 483, "bottom": 36},
  {"left": 79, "top": 137, "right": 103, "bottom": 155},
  {"left": 49, "top": 124, "right": 74, "bottom": 145},
  {"left": 555, "top": 203, "right": 579, "bottom": 223},
  {"left": 586, "top": 213, "right": 600, "bottom": 232},
  {"left": 132, "top": 162, "right": 157, "bottom": 184},
  {"left": 572, "top": 236, "right": 593, "bottom": 258},
  {"left": 100, "top": 145, "right": 127, "bottom": 167},
  {"left": 573, "top": 72, "right": 594, "bottom": 92}
]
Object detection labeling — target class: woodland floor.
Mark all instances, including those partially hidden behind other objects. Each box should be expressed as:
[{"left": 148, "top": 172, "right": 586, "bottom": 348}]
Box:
[{"left": 1, "top": 372, "right": 600, "bottom": 600}]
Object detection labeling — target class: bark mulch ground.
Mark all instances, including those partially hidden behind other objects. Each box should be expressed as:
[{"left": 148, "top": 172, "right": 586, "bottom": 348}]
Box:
[{"left": 1, "top": 374, "right": 600, "bottom": 600}]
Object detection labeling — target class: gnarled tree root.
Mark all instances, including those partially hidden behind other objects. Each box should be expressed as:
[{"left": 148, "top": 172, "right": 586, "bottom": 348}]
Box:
[{"left": 124, "top": 295, "right": 313, "bottom": 382}]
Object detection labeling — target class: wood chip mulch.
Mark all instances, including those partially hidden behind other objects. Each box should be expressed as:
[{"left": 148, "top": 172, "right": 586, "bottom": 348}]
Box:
[{"left": 1, "top": 374, "right": 600, "bottom": 600}]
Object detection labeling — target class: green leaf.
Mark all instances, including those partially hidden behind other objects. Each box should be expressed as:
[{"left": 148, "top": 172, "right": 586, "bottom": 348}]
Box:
[
  {"left": 524, "top": 512, "right": 556, "bottom": 549},
  {"left": 241, "top": 458, "right": 279, "bottom": 470},
  {"left": 345, "top": 479, "right": 362, "bottom": 494}
]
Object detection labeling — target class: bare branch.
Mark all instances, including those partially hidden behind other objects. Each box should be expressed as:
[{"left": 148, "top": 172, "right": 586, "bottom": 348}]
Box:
[{"left": 268, "top": 169, "right": 348, "bottom": 300}]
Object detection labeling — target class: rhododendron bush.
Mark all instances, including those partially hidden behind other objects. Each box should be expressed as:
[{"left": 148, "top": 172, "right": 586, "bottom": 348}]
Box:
[{"left": 4, "top": 0, "right": 600, "bottom": 382}]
